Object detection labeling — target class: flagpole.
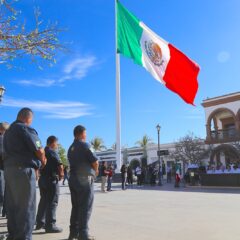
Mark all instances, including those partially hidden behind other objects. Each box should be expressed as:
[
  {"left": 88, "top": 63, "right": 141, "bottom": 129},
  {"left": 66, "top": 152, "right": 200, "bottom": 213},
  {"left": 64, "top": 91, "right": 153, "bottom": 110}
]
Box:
[{"left": 115, "top": 0, "right": 122, "bottom": 172}]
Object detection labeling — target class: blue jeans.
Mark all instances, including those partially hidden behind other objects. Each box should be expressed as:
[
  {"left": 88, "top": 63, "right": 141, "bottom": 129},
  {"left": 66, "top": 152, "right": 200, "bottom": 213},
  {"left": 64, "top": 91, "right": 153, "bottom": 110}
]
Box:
[
  {"left": 5, "top": 167, "right": 36, "bottom": 240},
  {"left": 0, "top": 170, "right": 5, "bottom": 206},
  {"left": 69, "top": 175, "right": 94, "bottom": 239},
  {"left": 36, "top": 176, "right": 60, "bottom": 229},
  {"left": 107, "top": 177, "right": 112, "bottom": 191}
]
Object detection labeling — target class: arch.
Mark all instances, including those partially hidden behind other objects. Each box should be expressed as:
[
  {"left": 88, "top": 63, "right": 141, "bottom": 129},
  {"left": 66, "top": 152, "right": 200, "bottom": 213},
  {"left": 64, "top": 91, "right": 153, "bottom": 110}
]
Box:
[
  {"left": 207, "top": 108, "right": 237, "bottom": 129},
  {"left": 206, "top": 108, "right": 239, "bottom": 142},
  {"left": 129, "top": 159, "right": 140, "bottom": 170},
  {"left": 210, "top": 144, "right": 240, "bottom": 166},
  {"left": 237, "top": 109, "right": 240, "bottom": 121}
]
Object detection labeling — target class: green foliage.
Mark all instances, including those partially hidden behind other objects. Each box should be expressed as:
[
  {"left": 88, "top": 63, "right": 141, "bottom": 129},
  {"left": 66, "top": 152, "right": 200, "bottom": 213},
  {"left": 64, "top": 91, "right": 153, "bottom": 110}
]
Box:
[
  {"left": 0, "top": 0, "right": 65, "bottom": 68},
  {"left": 90, "top": 137, "right": 106, "bottom": 152},
  {"left": 58, "top": 144, "right": 68, "bottom": 166},
  {"left": 136, "top": 135, "right": 152, "bottom": 148}
]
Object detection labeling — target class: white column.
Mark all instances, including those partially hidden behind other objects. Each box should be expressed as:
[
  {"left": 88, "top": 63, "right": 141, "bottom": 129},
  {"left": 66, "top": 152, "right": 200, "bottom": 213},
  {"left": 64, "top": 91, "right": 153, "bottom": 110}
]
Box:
[{"left": 115, "top": 0, "right": 122, "bottom": 172}]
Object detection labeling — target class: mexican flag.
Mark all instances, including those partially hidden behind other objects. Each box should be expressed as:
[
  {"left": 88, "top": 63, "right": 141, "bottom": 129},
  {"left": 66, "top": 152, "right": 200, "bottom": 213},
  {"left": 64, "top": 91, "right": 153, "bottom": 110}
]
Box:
[{"left": 117, "top": 1, "right": 200, "bottom": 105}]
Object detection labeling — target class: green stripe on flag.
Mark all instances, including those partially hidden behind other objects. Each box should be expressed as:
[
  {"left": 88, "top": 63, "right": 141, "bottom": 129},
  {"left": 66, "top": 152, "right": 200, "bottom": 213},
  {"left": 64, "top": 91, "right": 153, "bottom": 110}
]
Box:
[{"left": 117, "top": 1, "right": 143, "bottom": 66}]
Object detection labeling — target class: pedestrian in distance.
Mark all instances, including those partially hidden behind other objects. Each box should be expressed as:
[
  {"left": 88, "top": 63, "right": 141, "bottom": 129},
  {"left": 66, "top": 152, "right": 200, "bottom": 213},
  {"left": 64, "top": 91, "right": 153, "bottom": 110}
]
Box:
[
  {"left": 68, "top": 125, "right": 99, "bottom": 240},
  {"left": 167, "top": 166, "right": 172, "bottom": 183},
  {"left": 151, "top": 165, "right": 158, "bottom": 186},
  {"left": 100, "top": 161, "right": 109, "bottom": 193},
  {"left": 135, "top": 166, "right": 142, "bottom": 186},
  {"left": 120, "top": 164, "right": 128, "bottom": 190},
  {"left": 35, "top": 135, "right": 64, "bottom": 233},
  {"left": 127, "top": 166, "right": 133, "bottom": 187},
  {"left": 3, "top": 108, "right": 46, "bottom": 240},
  {"left": 107, "top": 165, "right": 113, "bottom": 191},
  {"left": 175, "top": 170, "right": 181, "bottom": 188},
  {"left": 63, "top": 165, "right": 69, "bottom": 185}
]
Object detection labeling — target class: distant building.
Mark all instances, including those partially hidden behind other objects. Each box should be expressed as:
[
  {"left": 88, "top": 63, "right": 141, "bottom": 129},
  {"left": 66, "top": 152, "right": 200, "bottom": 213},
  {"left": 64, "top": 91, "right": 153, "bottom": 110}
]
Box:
[
  {"left": 202, "top": 92, "right": 240, "bottom": 168},
  {"left": 97, "top": 92, "right": 240, "bottom": 176}
]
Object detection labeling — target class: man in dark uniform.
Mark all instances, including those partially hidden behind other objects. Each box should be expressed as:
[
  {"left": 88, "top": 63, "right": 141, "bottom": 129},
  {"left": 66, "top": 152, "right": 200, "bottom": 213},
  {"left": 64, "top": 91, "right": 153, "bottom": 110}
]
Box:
[
  {"left": 0, "top": 122, "right": 9, "bottom": 217},
  {"left": 3, "top": 108, "right": 46, "bottom": 240},
  {"left": 36, "top": 135, "right": 64, "bottom": 233},
  {"left": 68, "top": 125, "right": 99, "bottom": 240}
]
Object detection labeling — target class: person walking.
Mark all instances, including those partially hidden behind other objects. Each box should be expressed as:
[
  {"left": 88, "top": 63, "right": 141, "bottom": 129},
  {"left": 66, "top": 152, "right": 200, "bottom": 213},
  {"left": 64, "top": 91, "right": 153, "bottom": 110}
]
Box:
[
  {"left": 68, "top": 125, "right": 99, "bottom": 240},
  {"left": 100, "top": 161, "right": 109, "bottom": 192},
  {"left": 107, "top": 165, "right": 113, "bottom": 191},
  {"left": 120, "top": 164, "right": 128, "bottom": 190},
  {"left": 35, "top": 136, "right": 64, "bottom": 233},
  {"left": 3, "top": 108, "right": 46, "bottom": 240},
  {"left": 127, "top": 166, "right": 133, "bottom": 186},
  {"left": 135, "top": 166, "right": 142, "bottom": 186},
  {"left": 167, "top": 166, "right": 172, "bottom": 183},
  {"left": 63, "top": 166, "right": 69, "bottom": 185},
  {"left": 151, "top": 165, "right": 159, "bottom": 186},
  {"left": 0, "top": 122, "right": 9, "bottom": 217}
]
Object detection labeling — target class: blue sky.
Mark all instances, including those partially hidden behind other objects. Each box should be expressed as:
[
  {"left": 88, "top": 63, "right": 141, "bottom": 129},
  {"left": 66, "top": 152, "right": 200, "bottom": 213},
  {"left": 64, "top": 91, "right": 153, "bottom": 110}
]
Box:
[{"left": 1, "top": 0, "right": 240, "bottom": 150}]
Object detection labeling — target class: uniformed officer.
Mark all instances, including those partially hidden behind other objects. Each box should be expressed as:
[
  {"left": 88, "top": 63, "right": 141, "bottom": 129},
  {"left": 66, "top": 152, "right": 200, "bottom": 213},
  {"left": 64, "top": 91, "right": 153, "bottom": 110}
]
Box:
[
  {"left": 68, "top": 125, "right": 99, "bottom": 240},
  {"left": 36, "top": 135, "right": 64, "bottom": 233},
  {"left": 3, "top": 108, "right": 46, "bottom": 240},
  {"left": 0, "top": 122, "right": 9, "bottom": 217}
]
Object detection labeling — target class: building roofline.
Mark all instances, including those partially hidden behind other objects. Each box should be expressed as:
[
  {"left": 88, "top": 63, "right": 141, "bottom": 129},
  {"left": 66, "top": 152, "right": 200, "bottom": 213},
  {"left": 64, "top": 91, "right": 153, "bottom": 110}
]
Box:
[{"left": 202, "top": 92, "right": 240, "bottom": 108}]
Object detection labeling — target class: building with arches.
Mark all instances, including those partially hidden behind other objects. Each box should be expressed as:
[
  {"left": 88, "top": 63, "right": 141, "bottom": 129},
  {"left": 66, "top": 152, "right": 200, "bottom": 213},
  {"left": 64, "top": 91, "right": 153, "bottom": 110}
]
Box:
[
  {"left": 202, "top": 92, "right": 240, "bottom": 168},
  {"left": 97, "top": 92, "right": 240, "bottom": 183}
]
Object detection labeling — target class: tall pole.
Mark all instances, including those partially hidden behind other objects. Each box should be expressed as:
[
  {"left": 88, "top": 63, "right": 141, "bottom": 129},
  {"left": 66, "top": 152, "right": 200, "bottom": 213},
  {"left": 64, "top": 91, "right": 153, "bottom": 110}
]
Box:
[
  {"left": 115, "top": 0, "right": 122, "bottom": 172},
  {"left": 156, "top": 124, "right": 162, "bottom": 186}
]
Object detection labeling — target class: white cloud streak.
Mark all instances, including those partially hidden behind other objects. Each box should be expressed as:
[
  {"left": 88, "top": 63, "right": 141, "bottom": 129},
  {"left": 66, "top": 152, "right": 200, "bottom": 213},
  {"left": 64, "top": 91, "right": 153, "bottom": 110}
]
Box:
[
  {"left": 2, "top": 97, "right": 93, "bottom": 119},
  {"left": 14, "top": 55, "right": 98, "bottom": 88}
]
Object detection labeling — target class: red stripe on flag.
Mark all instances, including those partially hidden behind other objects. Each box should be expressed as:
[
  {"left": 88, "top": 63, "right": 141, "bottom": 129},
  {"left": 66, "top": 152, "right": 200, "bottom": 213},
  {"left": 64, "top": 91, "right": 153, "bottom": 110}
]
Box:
[{"left": 163, "top": 44, "right": 200, "bottom": 105}]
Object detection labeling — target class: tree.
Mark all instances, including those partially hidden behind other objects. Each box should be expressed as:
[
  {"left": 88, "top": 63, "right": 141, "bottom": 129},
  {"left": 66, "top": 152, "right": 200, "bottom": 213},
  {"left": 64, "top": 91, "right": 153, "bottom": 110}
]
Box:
[
  {"left": 136, "top": 135, "right": 152, "bottom": 148},
  {"left": 171, "top": 133, "right": 208, "bottom": 166},
  {"left": 136, "top": 135, "right": 152, "bottom": 167},
  {"left": 58, "top": 144, "right": 68, "bottom": 166},
  {"left": 0, "top": 0, "right": 64, "bottom": 68},
  {"left": 90, "top": 137, "right": 106, "bottom": 152},
  {"left": 111, "top": 143, "right": 116, "bottom": 151}
]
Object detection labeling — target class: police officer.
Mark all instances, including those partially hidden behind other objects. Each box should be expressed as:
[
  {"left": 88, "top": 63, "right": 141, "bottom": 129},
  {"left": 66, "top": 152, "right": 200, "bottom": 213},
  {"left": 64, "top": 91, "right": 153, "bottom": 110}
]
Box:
[
  {"left": 0, "top": 122, "right": 9, "bottom": 217},
  {"left": 68, "top": 125, "right": 99, "bottom": 240},
  {"left": 36, "top": 135, "right": 64, "bottom": 233},
  {"left": 3, "top": 108, "right": 46, "bottom": 240}
]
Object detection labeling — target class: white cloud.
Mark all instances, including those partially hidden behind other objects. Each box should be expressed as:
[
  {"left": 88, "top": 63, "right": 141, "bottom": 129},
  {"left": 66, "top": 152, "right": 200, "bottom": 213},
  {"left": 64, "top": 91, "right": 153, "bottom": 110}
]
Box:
[
  {"left": 63, "top": 56, "right": 97, "bottom": 80},
  {"left": 16, "top": 79, "right": 60, "bottom": 88},
  {"left": 2, "top": 97, "right": 93, "bottom": 119},
  {"left": 14, "top": 55, "right": 98, "bottom": 87},
  {"left": 217, "top": 51, "right": 230, "bottom": 63}
]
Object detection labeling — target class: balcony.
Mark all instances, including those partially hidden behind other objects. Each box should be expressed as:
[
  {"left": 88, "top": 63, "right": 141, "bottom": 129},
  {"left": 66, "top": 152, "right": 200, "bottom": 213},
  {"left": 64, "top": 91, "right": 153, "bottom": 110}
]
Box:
[{"left": 207, "top": 128, "right": 240, "bottom": 144}]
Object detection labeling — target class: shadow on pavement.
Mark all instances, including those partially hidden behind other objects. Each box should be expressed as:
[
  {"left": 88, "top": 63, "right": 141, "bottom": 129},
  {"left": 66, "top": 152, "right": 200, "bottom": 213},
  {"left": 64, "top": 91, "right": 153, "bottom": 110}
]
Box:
[{"left": 109, "top": 183, "right": 240, "bottom": 195}]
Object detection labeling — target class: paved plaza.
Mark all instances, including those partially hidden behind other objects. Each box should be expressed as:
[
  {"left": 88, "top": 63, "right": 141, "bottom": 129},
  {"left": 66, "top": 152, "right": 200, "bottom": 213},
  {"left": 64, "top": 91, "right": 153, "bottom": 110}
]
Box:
[{"left": 0, "top": 183, "right": 240, "bottom": 240}]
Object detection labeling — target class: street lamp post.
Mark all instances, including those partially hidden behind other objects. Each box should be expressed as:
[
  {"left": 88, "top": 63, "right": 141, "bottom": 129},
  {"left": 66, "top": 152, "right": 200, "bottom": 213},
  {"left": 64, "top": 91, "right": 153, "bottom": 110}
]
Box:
[
  {"left": 156, "top": 124, "right": 162, "bottom": 186},
  {"left": 0, "top": 86, "right": 6, "bottom": 103}
]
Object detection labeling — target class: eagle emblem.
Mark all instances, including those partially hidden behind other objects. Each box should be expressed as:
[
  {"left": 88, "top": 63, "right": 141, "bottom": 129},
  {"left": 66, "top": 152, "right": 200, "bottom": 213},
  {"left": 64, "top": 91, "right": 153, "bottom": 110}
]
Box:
[{"left": 145, "top": 40, "right": 164, "bottom": 67}]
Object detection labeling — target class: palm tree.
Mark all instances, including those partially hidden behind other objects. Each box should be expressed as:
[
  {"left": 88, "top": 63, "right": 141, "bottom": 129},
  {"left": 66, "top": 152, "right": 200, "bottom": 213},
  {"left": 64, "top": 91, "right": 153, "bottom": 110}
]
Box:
[
  {"left": 111, "top": 143, "right": 116, "bottom": 150},
  {"left": 136, "top": 135, "right": 152, "bottom": 148},
  {"left": 90, "top": 137, "right": 106, "bottom": 152},
  {"left": 136, "top": 135, "right": 152, "bottom": 167}
]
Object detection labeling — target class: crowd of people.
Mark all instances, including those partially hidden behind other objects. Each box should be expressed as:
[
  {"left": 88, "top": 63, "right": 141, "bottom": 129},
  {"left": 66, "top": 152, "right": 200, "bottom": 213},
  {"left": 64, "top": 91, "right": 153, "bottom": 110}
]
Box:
[
  {"left": 0, "top": 108, "right": 99, "bottom": 240},
  {"left": 98, "top": 161, "right": 182, "bottom": 191}
]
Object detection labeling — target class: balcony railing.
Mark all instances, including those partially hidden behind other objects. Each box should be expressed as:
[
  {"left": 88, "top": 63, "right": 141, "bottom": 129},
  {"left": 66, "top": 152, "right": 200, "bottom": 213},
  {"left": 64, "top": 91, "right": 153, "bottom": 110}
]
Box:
[{"left": 209, "top": 128, "right": 240, "bottom": 143}]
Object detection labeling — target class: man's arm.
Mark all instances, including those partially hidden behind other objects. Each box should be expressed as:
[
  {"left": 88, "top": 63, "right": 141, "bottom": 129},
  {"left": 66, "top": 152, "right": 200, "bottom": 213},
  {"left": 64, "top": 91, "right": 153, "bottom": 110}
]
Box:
[
  {"left": 91, "top": 161, "right": 99, "bottom": 176},
  {"left": 58, "top": 165, "right": 64, "bottom": 180},
  {"left": 35, "top": 148, "right": 47, "bottom": 167}
]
